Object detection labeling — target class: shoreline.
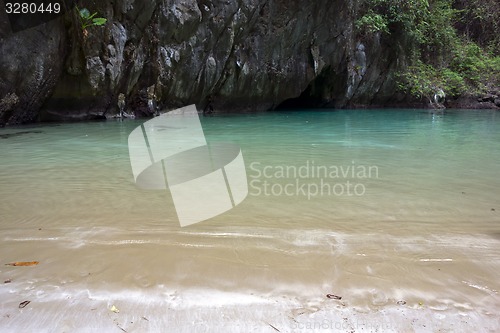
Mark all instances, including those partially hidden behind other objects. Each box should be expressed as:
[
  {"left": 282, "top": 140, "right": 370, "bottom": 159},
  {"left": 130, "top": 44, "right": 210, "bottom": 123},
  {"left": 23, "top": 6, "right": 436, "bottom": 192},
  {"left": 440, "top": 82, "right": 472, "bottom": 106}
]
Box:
[
  {"left": 1, "top": 287, "right": 498, "bottom": 332},
  {"left": 1, "top": 228, "right": 499, "bottom": 332},
  {"left": 0, "top": 106, "right": 498, "bottom": 128}
]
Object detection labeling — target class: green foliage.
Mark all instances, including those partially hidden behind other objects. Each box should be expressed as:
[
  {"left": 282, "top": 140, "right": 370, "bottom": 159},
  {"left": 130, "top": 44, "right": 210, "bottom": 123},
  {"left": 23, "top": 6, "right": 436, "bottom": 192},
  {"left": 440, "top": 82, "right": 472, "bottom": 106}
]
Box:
[
  {"left": 358, "top": 0, "right": 499, "bottom": 100},
  {"left": 77, "top": 7, "right": 107, "bottom": 31},
  {"left": 418, "top": 0, "right": 459, "bottom": 60},
  {"left": 485, "top": 57, "right": 500, "bottom": 86},
  {"left": 356, "top": 0, "right": 430, "bottom": 44},
  {"left": 398, "top": 64, "right": 466, "bottom": 100},
  {"left": 450, "top": 42, "right": 486, "bottom": 86},
  {"left": 398, "top": 60, "right": 437, "bottom": 100},
  {"left": 399, "top": 40, "right": 499, "bottom": 99},
  {"left": 454, "top": 0, "right": 500, "bottom": 55},
  {"left": 439, "top": 68, "right": 466, "bottom": 96},
  {"left": 355, "top": 11, "right": 389, "bottom": 34}
]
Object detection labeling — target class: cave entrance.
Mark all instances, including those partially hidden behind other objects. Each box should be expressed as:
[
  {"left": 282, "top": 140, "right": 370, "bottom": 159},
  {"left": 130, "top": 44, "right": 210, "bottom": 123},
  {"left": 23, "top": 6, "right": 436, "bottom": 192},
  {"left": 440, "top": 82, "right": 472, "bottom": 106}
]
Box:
[{"left": 275, "top": 66, "right": 342, "bottom": 110}]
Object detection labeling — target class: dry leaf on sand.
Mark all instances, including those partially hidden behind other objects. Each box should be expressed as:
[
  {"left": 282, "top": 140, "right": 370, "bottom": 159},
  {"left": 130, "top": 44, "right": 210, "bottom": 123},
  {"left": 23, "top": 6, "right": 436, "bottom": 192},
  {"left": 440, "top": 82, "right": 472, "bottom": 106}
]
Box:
[{"left": 5, "top": 261, "right": 39, "bottom": 267}]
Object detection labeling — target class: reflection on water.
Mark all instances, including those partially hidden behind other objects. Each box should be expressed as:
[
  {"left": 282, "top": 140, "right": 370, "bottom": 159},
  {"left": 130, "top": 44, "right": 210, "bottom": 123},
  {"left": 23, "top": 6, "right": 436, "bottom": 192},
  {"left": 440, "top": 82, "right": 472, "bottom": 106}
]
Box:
[{"left": 0, "top": 109, "right": 499, "bottom": 329}]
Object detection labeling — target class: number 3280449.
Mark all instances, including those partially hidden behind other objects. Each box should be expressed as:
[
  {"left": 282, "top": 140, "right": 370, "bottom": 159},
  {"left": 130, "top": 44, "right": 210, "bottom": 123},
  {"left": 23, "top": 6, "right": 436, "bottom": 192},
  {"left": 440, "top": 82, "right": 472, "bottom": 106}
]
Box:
[{"left": 5, "top": 2, "right": 61, "bottom": 14}]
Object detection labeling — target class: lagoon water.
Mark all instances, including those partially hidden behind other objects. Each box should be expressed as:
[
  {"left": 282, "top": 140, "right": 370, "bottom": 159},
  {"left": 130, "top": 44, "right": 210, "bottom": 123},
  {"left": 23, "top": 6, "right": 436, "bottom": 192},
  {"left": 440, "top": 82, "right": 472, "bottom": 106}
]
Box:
[{"left": 1, "top": 109, "right": 499, "bottom": 332}]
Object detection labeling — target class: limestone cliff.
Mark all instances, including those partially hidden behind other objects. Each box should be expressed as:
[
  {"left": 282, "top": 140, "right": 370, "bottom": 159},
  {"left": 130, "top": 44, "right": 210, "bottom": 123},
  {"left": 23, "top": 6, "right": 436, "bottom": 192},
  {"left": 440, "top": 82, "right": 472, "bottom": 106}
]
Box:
[{"left": 0, "top": 0, "right": 406, "bottom": 125}]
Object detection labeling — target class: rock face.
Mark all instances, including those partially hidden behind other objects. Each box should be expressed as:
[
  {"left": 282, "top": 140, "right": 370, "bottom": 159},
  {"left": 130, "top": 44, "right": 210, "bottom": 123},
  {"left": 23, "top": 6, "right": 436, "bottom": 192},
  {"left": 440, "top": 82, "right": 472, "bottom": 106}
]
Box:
[
  {"left": 445, "top": 91, "right": 500, "bottom": 110},
  {"left": 0, "top": 0, "right": 408, "bottom": 125},
  {"left": 0, "top": 12, "right": 66, "bottom": 125}
]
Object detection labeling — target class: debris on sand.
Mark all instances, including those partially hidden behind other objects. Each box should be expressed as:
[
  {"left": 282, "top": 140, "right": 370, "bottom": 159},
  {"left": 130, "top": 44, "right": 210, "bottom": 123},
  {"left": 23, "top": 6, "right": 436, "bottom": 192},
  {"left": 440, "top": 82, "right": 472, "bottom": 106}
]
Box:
[
  {"left": 267, "top": 323, "right": 281, "bottom": 332},
  {"left": 5, "top": 261, "right": 39, "bottom": 267},
  {"left": 326, "top": 294, "right": 342, "bottom": 300},
  {"left": 19, "top": 301, "right": 30, "bottom": 309}
]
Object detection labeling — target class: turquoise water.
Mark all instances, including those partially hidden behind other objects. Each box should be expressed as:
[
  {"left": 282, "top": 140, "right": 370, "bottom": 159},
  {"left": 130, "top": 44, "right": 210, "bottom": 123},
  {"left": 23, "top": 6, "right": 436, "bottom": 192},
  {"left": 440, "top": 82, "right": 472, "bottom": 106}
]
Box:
[
  {"left": 0, "top": 109, "right": 499, "bottom": 331},
  {"left": 2, "top": 109, "right": 498, "bottom": 231}
]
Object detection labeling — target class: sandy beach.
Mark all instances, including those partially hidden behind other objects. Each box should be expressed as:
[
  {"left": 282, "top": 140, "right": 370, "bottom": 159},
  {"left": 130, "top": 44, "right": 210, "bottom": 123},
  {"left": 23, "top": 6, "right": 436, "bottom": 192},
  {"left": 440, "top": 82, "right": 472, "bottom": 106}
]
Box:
[
  {"left": 1, "top": 227, "right": 499, "bottom": 332},
  {"left": 2, "top": 289, "right": 498, "bottom": 332}
]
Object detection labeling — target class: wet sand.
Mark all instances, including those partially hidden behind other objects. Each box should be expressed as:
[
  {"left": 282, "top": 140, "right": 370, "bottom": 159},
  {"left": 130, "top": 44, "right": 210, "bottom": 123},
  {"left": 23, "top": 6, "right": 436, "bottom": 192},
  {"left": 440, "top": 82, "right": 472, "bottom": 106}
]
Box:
[{"left": 1, "top": 227, "right": 499, "bottom": 332}]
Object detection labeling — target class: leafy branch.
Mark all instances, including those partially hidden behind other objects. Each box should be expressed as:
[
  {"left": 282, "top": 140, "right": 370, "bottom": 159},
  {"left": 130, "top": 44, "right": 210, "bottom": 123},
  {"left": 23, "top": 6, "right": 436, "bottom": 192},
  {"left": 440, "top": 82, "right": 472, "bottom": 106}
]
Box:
[{"left": 76, "top": 6, "right": 107, "bottom": 31}]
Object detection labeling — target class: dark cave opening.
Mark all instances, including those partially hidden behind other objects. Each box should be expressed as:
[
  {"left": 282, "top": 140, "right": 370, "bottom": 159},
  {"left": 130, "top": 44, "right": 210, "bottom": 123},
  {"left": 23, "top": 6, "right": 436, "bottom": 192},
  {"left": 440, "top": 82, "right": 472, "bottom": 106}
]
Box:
[{"left": 275, "top": 66, "right": 342, "bottom": 110}]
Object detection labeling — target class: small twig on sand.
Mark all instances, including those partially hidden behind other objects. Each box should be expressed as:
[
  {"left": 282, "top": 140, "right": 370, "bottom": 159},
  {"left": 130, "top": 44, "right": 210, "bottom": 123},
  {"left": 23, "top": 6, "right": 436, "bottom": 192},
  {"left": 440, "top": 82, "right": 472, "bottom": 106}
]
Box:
[
  {"left": 116, "top": 324, "right": 127, "bottom": 332},
  {"left": 267, "top": 322, "right": 281, "bottom": 332},
  {"left": 19, "top": 301, "right": 30, "bottom": 309},
  {"left": 326, "top": 294, "right": 342, "bottom": 300}
]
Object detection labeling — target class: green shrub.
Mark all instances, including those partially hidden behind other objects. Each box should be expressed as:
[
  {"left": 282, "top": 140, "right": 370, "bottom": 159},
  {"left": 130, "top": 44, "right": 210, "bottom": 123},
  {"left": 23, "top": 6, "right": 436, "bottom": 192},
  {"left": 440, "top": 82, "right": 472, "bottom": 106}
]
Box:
[
  {"left": 371, "top": 0, "right": 500, "bottom": 99},
  {"left": 398, "top": 60, "right": 468, "bottom": 99},
  {"left": 454, "top": 0, "right": 500, "bottom": 56},
  {"left": 356, "top": 11, "right": 389, "bottom": 34},
  {"left": 439, "top": 68, "right": 466, "bottom": 96},
  {"left": 398, "top": 60, "right": 437, "bottom": 100},
  {"left": 356, "top": 0, "right": 431, "bottom": 44},
  {"left": 77, "top": 7, "right": 107, "bottom": 31},
  {"left": 449, "top": 41, "right": 497, "bottom": 91}
]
